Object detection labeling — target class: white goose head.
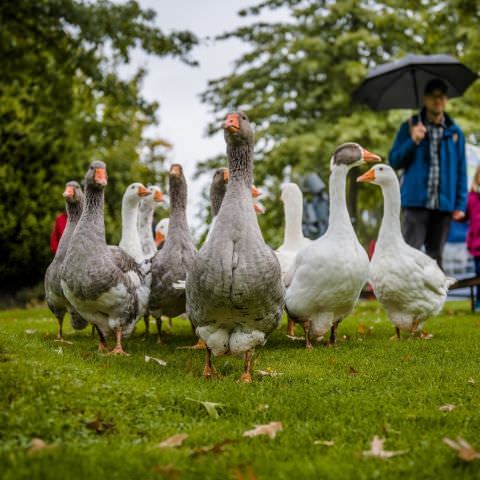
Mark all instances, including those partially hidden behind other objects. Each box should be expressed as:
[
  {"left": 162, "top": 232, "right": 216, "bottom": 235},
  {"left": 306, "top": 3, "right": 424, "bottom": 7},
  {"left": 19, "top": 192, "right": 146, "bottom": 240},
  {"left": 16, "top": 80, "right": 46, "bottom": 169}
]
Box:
[
  {"left": 123, "top": 182, "right": 151, "bottom": 207},
  {"left": 356, "top": 164, "right": 397, "bottom": 187},
  {"left": 155, "top": 218, "right": 169, "bottom": 246}
]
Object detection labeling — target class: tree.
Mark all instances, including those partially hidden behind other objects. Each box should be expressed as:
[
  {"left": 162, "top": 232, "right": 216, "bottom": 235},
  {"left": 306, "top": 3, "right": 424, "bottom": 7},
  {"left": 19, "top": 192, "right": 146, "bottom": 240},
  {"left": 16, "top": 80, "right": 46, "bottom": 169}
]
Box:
[
  {"left": 0, "top": 0, "right": 197, "bottom": 292},
  {"left": 198, "top": 0, "right": 480, "bottom": 247}
]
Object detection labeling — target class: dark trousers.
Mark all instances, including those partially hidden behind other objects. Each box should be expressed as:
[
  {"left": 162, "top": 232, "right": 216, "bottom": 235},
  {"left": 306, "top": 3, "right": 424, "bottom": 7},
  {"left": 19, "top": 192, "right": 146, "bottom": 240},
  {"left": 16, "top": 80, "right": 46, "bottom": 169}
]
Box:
[
  {"left": 402, "top": 208, "right": 452, "bottom": 269},
  {"left": 474, "top": 257, "right": 480, "bottom": 302}
]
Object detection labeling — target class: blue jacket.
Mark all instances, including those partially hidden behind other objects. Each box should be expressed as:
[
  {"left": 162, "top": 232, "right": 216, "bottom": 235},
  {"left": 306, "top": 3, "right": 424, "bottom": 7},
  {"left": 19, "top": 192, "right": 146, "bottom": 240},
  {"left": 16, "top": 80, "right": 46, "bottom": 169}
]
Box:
[{"left": 388, "top": 109, "right": 467, "bottom": 212}]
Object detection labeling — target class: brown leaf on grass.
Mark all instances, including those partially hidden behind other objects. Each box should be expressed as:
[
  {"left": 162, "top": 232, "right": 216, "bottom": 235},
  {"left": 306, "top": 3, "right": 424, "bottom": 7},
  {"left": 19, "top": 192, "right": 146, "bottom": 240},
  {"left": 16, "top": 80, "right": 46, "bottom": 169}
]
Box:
[
  {"left": 157, "top": 433, "right": 188, "bottom": 449},
  {"left": 234, "top": 465, "right": 259, "bottom": 480},
  {"left": 349, "top": 366, "right": 359, "bottom": 376},
  {"left": 443, "top": 437, "right": 480, "bottom": 462},
  {"left": 439, "top": 404, "right": 456, "bottom": 412},
  {"left": 467, "top": 377, "right": 475, "bottom": 385},
  {"left": 85, "top": 414, "right": 115, "bottom": 435},
  {"left": 363, "top": 436, "right": 408, "bottom": 459},
  {"left": 243, "top": 422, "right": 283, "bottom": 439},
  {"left": 314, "top": 439, "right": 335, "bottom": 446},
  {"left": 357, "top": 324, "right": 373, "bottom": 335},
  {"left": 151, "top": 464, "right": 181, "bottom": 479},
  {"left": 286, "top": 335, "right": 305, "bottom": 341},
  {"left": 420, "top": 331, "right": 434, "bottom": 340},
  {"left": 27, "top": 438, "right": 57, "bottom": 455},
  {"left": 191, "top": 439, "right": 238, "bottom": 457},
  {"left": 186, "top": 398, "right": 224, "bottom": 418}
]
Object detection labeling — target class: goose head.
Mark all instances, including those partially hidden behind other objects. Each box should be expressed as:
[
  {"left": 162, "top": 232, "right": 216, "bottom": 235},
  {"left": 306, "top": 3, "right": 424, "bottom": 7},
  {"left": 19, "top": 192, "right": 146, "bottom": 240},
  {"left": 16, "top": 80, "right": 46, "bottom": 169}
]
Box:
[
  {"left": 85, "top": 160, "right": 108, "bottom": 189},
  {"left": 63, "top": 181, "right": 83, "bottom": 204},
  {"left": 223, "top": 111, "right": 254, "bottom": 147},
  {"left": 123, "top": 182, "right": 151, "bottom": 207},
  {"left": 330, "top": 143, "right": 381, "bottom": 170},
  {"left": 356, "top": 164, "right": 397, "bottom": 187},
  {"left": 155, "top": 218, "right": 169, "bottom": 246},
  {"left": 280, "top": 182, "right": 302, "bottom": 205},
  {"left": 210, "top": 168, "right": 229, "bottom": 216},
  {"left": 150, "top": 185, "right": 165, "bottom": 204}
]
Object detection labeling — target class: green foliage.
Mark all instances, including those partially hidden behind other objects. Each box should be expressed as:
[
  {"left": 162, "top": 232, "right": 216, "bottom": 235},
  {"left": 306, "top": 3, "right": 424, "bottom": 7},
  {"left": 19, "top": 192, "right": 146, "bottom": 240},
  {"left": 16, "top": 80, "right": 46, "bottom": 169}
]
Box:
[
  {"left": 0, "top": 0, "right": 197, "bottom": 290},
  {"left": 1, "top": 302, "right": 480, "bottom": 478},
  {"left": 199, "top": 0, "right": 480, "bottom": 247}
]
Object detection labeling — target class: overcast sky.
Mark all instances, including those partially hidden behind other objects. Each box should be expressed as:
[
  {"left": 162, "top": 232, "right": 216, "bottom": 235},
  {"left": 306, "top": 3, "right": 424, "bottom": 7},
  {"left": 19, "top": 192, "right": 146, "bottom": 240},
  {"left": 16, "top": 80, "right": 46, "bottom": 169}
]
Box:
[{"left": 118, "top": 0, "right": 289, "bottom": 229}]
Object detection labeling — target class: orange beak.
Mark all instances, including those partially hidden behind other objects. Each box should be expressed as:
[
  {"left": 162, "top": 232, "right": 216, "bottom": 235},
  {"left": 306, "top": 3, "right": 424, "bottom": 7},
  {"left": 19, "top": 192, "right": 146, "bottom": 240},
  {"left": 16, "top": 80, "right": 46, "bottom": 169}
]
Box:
[
  {"left": 155, "top": 232, "right": 165, "bottom": 246},
  {"left": 356, "top": 168, "right": 376, "bottom": 183},
  {"left": 63, "top": 186, "right": 75, "bottom": 199},
  {"left": 94, "top": 167, "right": 107, "bottom": 186},
  {"left": 223, "top": 113, "right": 240, "bottom": 133},
  {"left": 223, "top": 169, "right": 229, "bottom": 182},
  {"left": 362, "top": 148, "right": 381, "bottom": 163},
  {"left": 170, "top": 165, "right": 181, "bottom": 176},
  {"left": 253, "top": 203, "right": 265, "bottom": 214},
  {"left": 154, "top": 190, "right": 164, "bottom": 202},
  {"left": 251, "top": 185, "right": 262, "bottom": 198},
  {"left": 137, "top": 185, "right": 150, "bottom": 197}
]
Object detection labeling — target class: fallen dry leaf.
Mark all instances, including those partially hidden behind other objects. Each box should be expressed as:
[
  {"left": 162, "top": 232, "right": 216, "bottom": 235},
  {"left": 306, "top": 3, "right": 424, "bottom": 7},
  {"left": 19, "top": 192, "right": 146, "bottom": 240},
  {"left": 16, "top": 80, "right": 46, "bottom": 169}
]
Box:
[
  {"left": 420, "top": 331, "right": 434, "bottom": 340},
  {"left": 157, "top": 433, "right": 188, "bottom": 449},
  {"left": 443, "top": 437, "right": 480, "bottom": 462},
  {"left": 467, "top": 377, "right": 475, "bottom": 385},
  {"left": 286, "top": 335, "right": 305, "bottom": 341},
  {"left": 191, "top": 439, "right": 238, "bottom": 457},
  {"left": 349, "top": 366, "right": 359, "bottom": 376},
  {"left": 314, "top": 439, "right": 335, "bottom": 446},
  {"left": 243, "top": 422, "right": 283, "bottom": 439},
  {"left": 256, "top": 369, "right": 283, "bottom": 377},
  {"left": 186, "top": 398, "right": 224, "bottom": 419},
  {"left": 27, "top": 438, "right": 57, "bottom": 455},
  {"left": 363, "top": 436, "right": 408, "bottom": 459},
  {"left": 151, "top": 464, "right": 181, "bottom": 479},
  {"left": 85, "top": 414, "right": 115, "bottom": 435},
  {"left": 439, "top": 404, "right": 456, "bottom": 412},
  {"left": 145, "top": 355, "right": 167, "bottom": 366},
  {"left": 234, "top": 465, "right": 259, "bottom": 480}
]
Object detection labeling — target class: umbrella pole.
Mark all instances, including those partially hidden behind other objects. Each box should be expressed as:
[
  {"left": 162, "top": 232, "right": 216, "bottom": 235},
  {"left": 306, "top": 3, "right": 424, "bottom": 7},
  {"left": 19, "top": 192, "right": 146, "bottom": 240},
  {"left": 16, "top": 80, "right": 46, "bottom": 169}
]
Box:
[{"left": 410, "top": 69, "right": 423, "bottom": 125}]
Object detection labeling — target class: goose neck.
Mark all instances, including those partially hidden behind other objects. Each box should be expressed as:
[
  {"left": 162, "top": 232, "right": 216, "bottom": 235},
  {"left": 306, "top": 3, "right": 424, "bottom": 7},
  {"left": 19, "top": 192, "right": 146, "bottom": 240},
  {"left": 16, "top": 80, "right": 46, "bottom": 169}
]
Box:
[
  {"left": 120, "top": 198, "right": 141, "bottom": 248},
  {"left": 283, "top": 195, "right": 304, "bottom": 247},
  {"left": 227, "top": 143, "right": 253, "bottom": 187},
  {"left": 326, "top": 165, "right": 353, "bottom": 235},
  {"left": 77, "top": 186, "right": 105, "bottom": 239},
  {"left": 377, "top": 180, "right": 403, "bottom": 247}
]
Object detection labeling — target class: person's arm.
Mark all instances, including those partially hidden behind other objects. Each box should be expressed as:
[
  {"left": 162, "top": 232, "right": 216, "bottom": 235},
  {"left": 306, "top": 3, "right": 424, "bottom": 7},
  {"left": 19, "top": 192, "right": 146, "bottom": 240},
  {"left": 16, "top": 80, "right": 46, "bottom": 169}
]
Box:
[
  {"left": 454, "top": 130, "right": 467, "bottom": 215},
  {"left": 388, "top": 121, "right": 418, "bottom": 170}
]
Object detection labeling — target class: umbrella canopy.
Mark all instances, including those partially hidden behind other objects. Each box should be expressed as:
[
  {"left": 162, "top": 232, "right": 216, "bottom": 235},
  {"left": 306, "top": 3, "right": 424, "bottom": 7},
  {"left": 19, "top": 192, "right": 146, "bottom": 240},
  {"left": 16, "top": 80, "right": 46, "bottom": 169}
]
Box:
[{"left": 353, "top": 54, "right": 478, "bottom": 111}]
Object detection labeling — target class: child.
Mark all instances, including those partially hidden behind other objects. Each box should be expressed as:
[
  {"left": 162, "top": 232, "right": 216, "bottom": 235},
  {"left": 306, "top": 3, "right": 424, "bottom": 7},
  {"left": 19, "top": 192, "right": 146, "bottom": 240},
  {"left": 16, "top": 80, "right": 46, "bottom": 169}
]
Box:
[{"left": 466, "top": 165, "right": 480, "bottom": 308}]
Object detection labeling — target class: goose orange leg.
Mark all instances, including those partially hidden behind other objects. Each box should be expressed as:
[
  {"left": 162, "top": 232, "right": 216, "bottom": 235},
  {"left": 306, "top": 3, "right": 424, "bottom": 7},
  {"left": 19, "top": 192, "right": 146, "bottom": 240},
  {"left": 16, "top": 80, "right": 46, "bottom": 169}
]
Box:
[
  {"left": 96, "top": 326, "right": 108, "bottom": 352},
  {"left": 240, "top": 350, "right": 254, "bottom": 383},
  {"left": 203, "top": 348, "right": 214, "bottom": 379},
  {"left": 109, "top": 327, "right": 129, "bottom": 356},
  {"left": 303, "top": 320, "right": 313, "bottom": 350},
  {"left": 286, "top": 315, "right": 296, "bottom": 336}
]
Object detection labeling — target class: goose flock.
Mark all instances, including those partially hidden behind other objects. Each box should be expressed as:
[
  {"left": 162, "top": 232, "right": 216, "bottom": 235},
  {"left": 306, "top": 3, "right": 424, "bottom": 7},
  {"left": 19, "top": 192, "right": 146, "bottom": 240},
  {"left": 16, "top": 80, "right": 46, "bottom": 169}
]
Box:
[{"left": 45, "top": 111, "right": 453, "bottom": 382}]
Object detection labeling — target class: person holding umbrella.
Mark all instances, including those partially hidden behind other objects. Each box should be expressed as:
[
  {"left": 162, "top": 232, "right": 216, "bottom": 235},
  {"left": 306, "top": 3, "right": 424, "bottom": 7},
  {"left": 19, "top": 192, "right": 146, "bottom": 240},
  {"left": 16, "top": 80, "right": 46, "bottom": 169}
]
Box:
[
  {"left": 388, "top": 78, "right": 467, "bottom": 268},
  {"left": 354, "top": 54, "right": 477, "bottom": 268}
]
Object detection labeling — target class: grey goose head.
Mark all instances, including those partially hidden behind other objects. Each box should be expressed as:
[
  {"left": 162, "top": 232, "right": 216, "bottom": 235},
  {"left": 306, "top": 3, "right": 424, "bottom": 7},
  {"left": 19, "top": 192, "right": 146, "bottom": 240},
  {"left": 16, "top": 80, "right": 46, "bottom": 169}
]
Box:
[
  {"left": 223, "top": 111, "right": 254, "bottom": 147},
  {"left": 63, "top": 181, "right": 84, "bottom": 205},
  {"left": 210, "top": 168, "right": 229, "bottom": 216},
  {"left": 85, "top": 160, "right": 108, "bottom": 190},
  {"left": 330, "top": 143, "right": 381, "bottom": 170},
  {"left": 169, "top": 164, "right": 187, "bottom": 209}
]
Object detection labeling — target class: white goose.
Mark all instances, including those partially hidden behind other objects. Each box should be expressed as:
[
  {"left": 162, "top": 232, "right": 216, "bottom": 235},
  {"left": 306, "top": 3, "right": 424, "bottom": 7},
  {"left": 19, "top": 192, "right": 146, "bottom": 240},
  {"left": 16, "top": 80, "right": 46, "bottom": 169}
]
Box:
[
  {"left": 155, "top": 218, "right": 169, "bottom": 248},
  {"left": 119, "top": 183, "right": 151, "bottom": 263},
  {"left": 275, "top": 182, "right": 312, "bottom": 335},
  {"left": 357, "top": 164, "right": 454, "bottom": 338},
  {"left": 285, "top": 143, "right": 380, "bottom": 348}
]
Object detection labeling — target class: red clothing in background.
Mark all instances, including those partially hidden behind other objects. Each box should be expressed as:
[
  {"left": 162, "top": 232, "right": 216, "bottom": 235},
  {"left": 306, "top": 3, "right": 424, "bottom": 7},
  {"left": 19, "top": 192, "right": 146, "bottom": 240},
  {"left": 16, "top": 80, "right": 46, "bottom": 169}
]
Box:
[{"left": 50, "top": 212, "right": 67, "bottom": 253}]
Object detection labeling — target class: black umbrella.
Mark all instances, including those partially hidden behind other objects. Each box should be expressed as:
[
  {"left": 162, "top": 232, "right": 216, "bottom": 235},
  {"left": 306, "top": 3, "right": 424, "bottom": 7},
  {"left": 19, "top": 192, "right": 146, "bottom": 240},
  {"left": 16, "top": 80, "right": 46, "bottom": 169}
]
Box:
[{"left": 353, "top": 54, "right": 478, "bottom": 111}]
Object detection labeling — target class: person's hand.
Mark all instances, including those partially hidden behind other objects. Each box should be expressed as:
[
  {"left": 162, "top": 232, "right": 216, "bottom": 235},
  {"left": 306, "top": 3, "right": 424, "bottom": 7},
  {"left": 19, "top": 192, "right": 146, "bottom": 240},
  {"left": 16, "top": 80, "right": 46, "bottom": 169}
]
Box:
[
  {"left": 452, "top": 210, "right": 465, "bottom": 221},
  {"left": 411, "top": 122, "right": 427, "bottom": 144}
]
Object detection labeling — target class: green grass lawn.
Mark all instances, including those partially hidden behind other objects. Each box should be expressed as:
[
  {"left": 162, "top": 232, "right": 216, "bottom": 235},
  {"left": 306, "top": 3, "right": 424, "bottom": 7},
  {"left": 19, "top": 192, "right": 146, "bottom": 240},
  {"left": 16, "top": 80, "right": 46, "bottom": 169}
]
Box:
[{"left": 1, "top": 301, "right": 479, "bottom": 480}]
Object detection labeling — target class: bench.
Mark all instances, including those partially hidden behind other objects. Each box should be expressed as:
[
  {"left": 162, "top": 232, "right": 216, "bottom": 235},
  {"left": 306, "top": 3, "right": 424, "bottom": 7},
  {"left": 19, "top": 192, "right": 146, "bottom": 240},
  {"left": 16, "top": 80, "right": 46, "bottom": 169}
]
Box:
[{"left": 449, "top": 276, "right": 480, "bottom": 312}]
